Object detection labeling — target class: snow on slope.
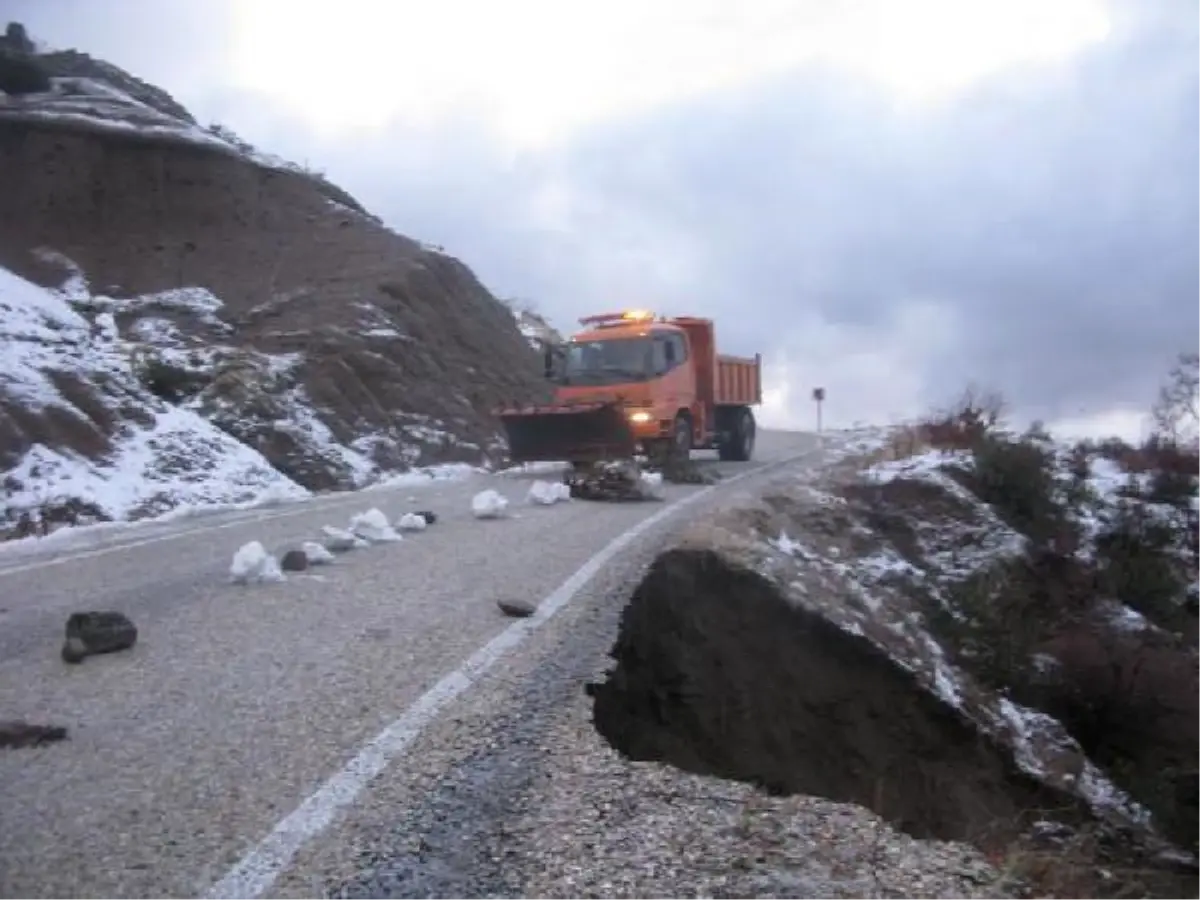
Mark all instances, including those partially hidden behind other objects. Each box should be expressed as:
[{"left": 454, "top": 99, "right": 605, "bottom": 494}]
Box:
[
  {"left": 505, "top": 302, "right": 563, "bottom": 350},
  {"left": 720, "top": 456, "right": 1158, "bottom": 833},
  {"left": 0, "top": 258, "right": 487, "bottom": 538},
  {"left": 2, "top": 76, "right": 318, "bottom": 178},
  {"left": 0, "top": 265, "right": 309, "bottom": 529}
]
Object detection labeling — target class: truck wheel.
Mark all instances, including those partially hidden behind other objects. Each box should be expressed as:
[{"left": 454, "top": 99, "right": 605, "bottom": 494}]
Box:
[{"left": 718, "top": 407, "right": 755, "bottom": 462}]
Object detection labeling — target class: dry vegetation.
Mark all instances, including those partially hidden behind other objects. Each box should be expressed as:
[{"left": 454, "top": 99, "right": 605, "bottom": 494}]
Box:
[{"left": 856, "top": 355, "right": 1198, "bottom": 897}]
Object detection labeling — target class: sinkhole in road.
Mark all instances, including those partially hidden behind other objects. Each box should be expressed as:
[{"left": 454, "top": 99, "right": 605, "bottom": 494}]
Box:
[{"left": 586, "top": 546, "right": 1071, "bottom": 846}]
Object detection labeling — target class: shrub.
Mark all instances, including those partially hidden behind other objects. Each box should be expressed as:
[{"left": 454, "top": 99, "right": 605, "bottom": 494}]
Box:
[
  {"left": 971, "top": 432, "right": 1069, "bottom": 549},
  {"left": 1041, "top": 625, "right": 1200, "bottom": 855},
  {"left": 1095, "top": 502, "right": 1188, "bottom": 631},
  {"left": 938, "top": 550, "right": 1094, "bottom": 690},
  {"left": 137, "top": 356, "right": 208, "bottom": 403},
  {"left": 1141, "top": 435, "right": 1199, "bottom": 509},
  {"left": 0, "top": 48, "right": 49, "bottom": 95},
  {"left": 1146, "top": 465, "right": 1198, "bottom": 510}
]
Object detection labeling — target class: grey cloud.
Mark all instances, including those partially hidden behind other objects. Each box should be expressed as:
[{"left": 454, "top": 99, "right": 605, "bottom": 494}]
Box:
[
  {"left": 18, "top": 0, "right": 1199, "bottom": 429},
  {"left": 539, "top": 6, "right": 1197, "bottom": 422}
]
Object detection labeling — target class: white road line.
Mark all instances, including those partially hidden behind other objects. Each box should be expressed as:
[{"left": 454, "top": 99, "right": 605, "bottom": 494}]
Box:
[
  {"left": 0, "top": 507, "right": 317, "bottom": 577},
  {"left": 203, "top": 448, "right": 816, "bottom": 900},
  {"left": 0, "top": 481, "right": 469, "bottom": 578}
]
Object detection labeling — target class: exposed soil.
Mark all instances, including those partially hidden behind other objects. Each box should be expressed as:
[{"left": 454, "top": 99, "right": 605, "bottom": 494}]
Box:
[
  {"left": 589, "top": 547, "right": 1081, "bottom": 847},
  {"left": 0, "top": 46, "right": 552, "bottom": 500}
]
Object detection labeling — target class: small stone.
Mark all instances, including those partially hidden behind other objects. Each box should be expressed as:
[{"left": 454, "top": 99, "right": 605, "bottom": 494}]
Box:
[
  {"left": 61, "top": 636, "right": 87, "bottom": 664},
  {"left": 0, "top": 720, "right": 68, "bottom": 749},
  {"left": 62, "top": 611, "right": 137, "bottom": 663},
  {"left": 280, "top": 549, "right": 309, "bottom": 572},
  {"left": 497, "top": 598, "right": 536, "bottom": 618},
  {"left": 415, "top": 510, "right": 438, "bottom": 525}
]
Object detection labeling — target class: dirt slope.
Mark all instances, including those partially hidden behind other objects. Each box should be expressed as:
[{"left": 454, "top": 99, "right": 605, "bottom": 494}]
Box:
[{"left": 0, "top": 29, "right": 551, "bottom": 534}]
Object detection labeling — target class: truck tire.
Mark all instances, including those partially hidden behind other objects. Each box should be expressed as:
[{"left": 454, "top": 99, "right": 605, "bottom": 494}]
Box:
[{"left": 718, "top": 407, "right": 755, "bottom": 462}]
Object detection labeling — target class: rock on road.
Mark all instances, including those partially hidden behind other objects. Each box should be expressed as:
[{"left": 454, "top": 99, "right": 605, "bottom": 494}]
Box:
[{"left": 0, "top": 430, "right": 821, "bottom": 899}]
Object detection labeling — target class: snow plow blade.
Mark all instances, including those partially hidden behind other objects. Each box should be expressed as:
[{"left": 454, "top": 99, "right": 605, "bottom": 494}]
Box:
[{"left": 497, "top": 401, "right": 637, "bottom": 464}]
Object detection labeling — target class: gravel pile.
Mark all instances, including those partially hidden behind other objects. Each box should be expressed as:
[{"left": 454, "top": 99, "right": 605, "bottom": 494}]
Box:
[{"left": 490, "top": 689, "right": 1005, "bottom": 899}]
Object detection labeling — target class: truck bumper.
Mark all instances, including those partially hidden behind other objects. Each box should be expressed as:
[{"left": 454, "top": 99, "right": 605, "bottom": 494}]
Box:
[{"left": 625, "top": 411, "right": 672, "bottom": 442}]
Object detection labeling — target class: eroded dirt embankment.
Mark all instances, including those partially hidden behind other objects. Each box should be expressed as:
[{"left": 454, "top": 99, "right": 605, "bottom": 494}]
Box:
[{"left": 589, "top": 545, "right": 1077, "bottom": 846}]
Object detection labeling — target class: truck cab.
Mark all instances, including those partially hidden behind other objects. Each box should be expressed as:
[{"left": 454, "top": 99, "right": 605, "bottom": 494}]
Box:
[{"left": 544, "top": 310, "right": 761, "bottom": 461}]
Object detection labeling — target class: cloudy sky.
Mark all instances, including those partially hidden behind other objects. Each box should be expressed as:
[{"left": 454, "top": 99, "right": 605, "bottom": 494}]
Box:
[{"left": 11, "top": 0, "right": 1198, "bottom": 437}]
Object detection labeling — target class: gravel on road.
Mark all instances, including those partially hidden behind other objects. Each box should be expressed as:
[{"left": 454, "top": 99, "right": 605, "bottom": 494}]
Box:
[
  {"left": 0, "top": 431, "right": 819, "bottom": 898},
  {"left": 279, "top": 449, "right": 1002, "bottom": 900}
]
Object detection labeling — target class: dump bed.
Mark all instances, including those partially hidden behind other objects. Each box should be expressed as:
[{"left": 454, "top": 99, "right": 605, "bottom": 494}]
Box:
[
  {"left": 669, "top": 316, "right": 763, "bottom": 409},
  {"left": 715, "top": 354, "right": 762, "bottom": 406}
]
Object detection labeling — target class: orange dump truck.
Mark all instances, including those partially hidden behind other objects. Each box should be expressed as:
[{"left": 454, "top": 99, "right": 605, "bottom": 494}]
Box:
[{"left": 498, "top": 309, "right": 762, "bottom": 465}]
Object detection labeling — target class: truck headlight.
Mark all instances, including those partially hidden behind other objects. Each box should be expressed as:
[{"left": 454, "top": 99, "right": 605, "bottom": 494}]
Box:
[{"left": 628, "top": 410, "right": 653, "bottom": 423}]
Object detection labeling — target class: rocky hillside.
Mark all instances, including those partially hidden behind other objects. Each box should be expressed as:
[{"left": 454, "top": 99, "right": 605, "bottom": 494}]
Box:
[
  {"left": 0, "top": 24, "right": 551, "bottom": 538},
  {"left": 592, "top": 411, "right": 1198, "bottom": 898}
]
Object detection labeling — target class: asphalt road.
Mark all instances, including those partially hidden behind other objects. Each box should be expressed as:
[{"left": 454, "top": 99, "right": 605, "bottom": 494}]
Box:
[{"left": 0, "top": 429, "right": 821, "bottom": 899}]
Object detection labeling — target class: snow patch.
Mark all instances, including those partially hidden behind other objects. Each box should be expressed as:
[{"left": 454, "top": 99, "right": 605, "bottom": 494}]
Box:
[
  {"left": 496, "top": 460, "right": 571, "bottom": 477},
  {"left": 769, "top": 531, "right": 809, "bottom": 558},
  {"left": 0, "top": 263, "right": 314, "bottom": 532},
  {"left": 367, "top": 462, "right": 479, "bottom": 491},
  {"left": 472, "top": 489, "right": 509, "bottom": 519},
  {"left": 527, "top": 479, "right": 572, "bottom": 505},
  {"left": 349, "top": 508, "right": 402, "bottom": 543},
  {"left": 301, "top": 541, "right": 335, "bottom": 565},
  {"left": 396, "top": 512, "right": 428, "bottom": 532},
  {"left": 6, "top": 407, "right": 310, "bottom": 523},
  {"left": 638, "top": 471, "right": 665, "bottom": 500},
  {"left": 321, "top": 525, "right": 369, "bottom": 552},
  {"left": 229, "top": 540, "right": 284, "bottom": 585}
]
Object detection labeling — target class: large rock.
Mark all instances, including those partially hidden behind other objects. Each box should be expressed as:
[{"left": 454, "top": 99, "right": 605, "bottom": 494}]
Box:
[{"left": 61, "top": 610, "right": 137, "bottom": 663}]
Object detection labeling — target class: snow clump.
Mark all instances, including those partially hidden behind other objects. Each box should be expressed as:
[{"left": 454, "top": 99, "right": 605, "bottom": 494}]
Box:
[
  {"left": 321, "top": 525, "right": 370, "bottom": 552},
  {"left": 301, "top": 540, "right": 335, "bottom": 565},
  {"left": 472, "top": 489, "right": 509, "bottom": 519},
  {"left": 396, "top": 512, "right": 428, "bottom": 531},
  {"left": 349, "top": 507, "right": 402, "bottom": 542},
  {"left": 638, "top": 471, "right": 665, "bottom": 500},
  {"left": 527, "top": 480, "right": 572, "bottom": 505},
  {"left": 229, "top": 540, "right": 285, "bottom": 584}
]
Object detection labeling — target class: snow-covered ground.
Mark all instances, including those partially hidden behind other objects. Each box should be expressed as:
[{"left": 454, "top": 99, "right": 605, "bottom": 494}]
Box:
[
  {"left": 0, "top": 261, "right": 491, "bottom": 540},
  {"left": 0, "top": 265, "right": 309, "bottom": 525},
  {"left": 0, "top": 76, "right": 327, "bottom": 181}
]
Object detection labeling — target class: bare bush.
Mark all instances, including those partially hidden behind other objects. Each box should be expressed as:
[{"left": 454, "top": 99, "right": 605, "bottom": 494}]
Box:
[
  {"left": 921, "top": 384, "right": 1006, "bottom": 450},
  {"left": 1152, "top": 351, "right": 1199, "bottom": 447}
]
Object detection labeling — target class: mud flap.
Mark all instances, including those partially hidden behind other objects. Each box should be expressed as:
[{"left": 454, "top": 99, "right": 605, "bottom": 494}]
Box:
[{"left": 498, "top": 402, "right": 637, "bottom": 464}]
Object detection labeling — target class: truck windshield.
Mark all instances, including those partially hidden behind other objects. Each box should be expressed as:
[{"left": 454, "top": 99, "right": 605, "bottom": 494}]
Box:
[{"left": 560, "top": 338, "right": 653, "bottom": 385}]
